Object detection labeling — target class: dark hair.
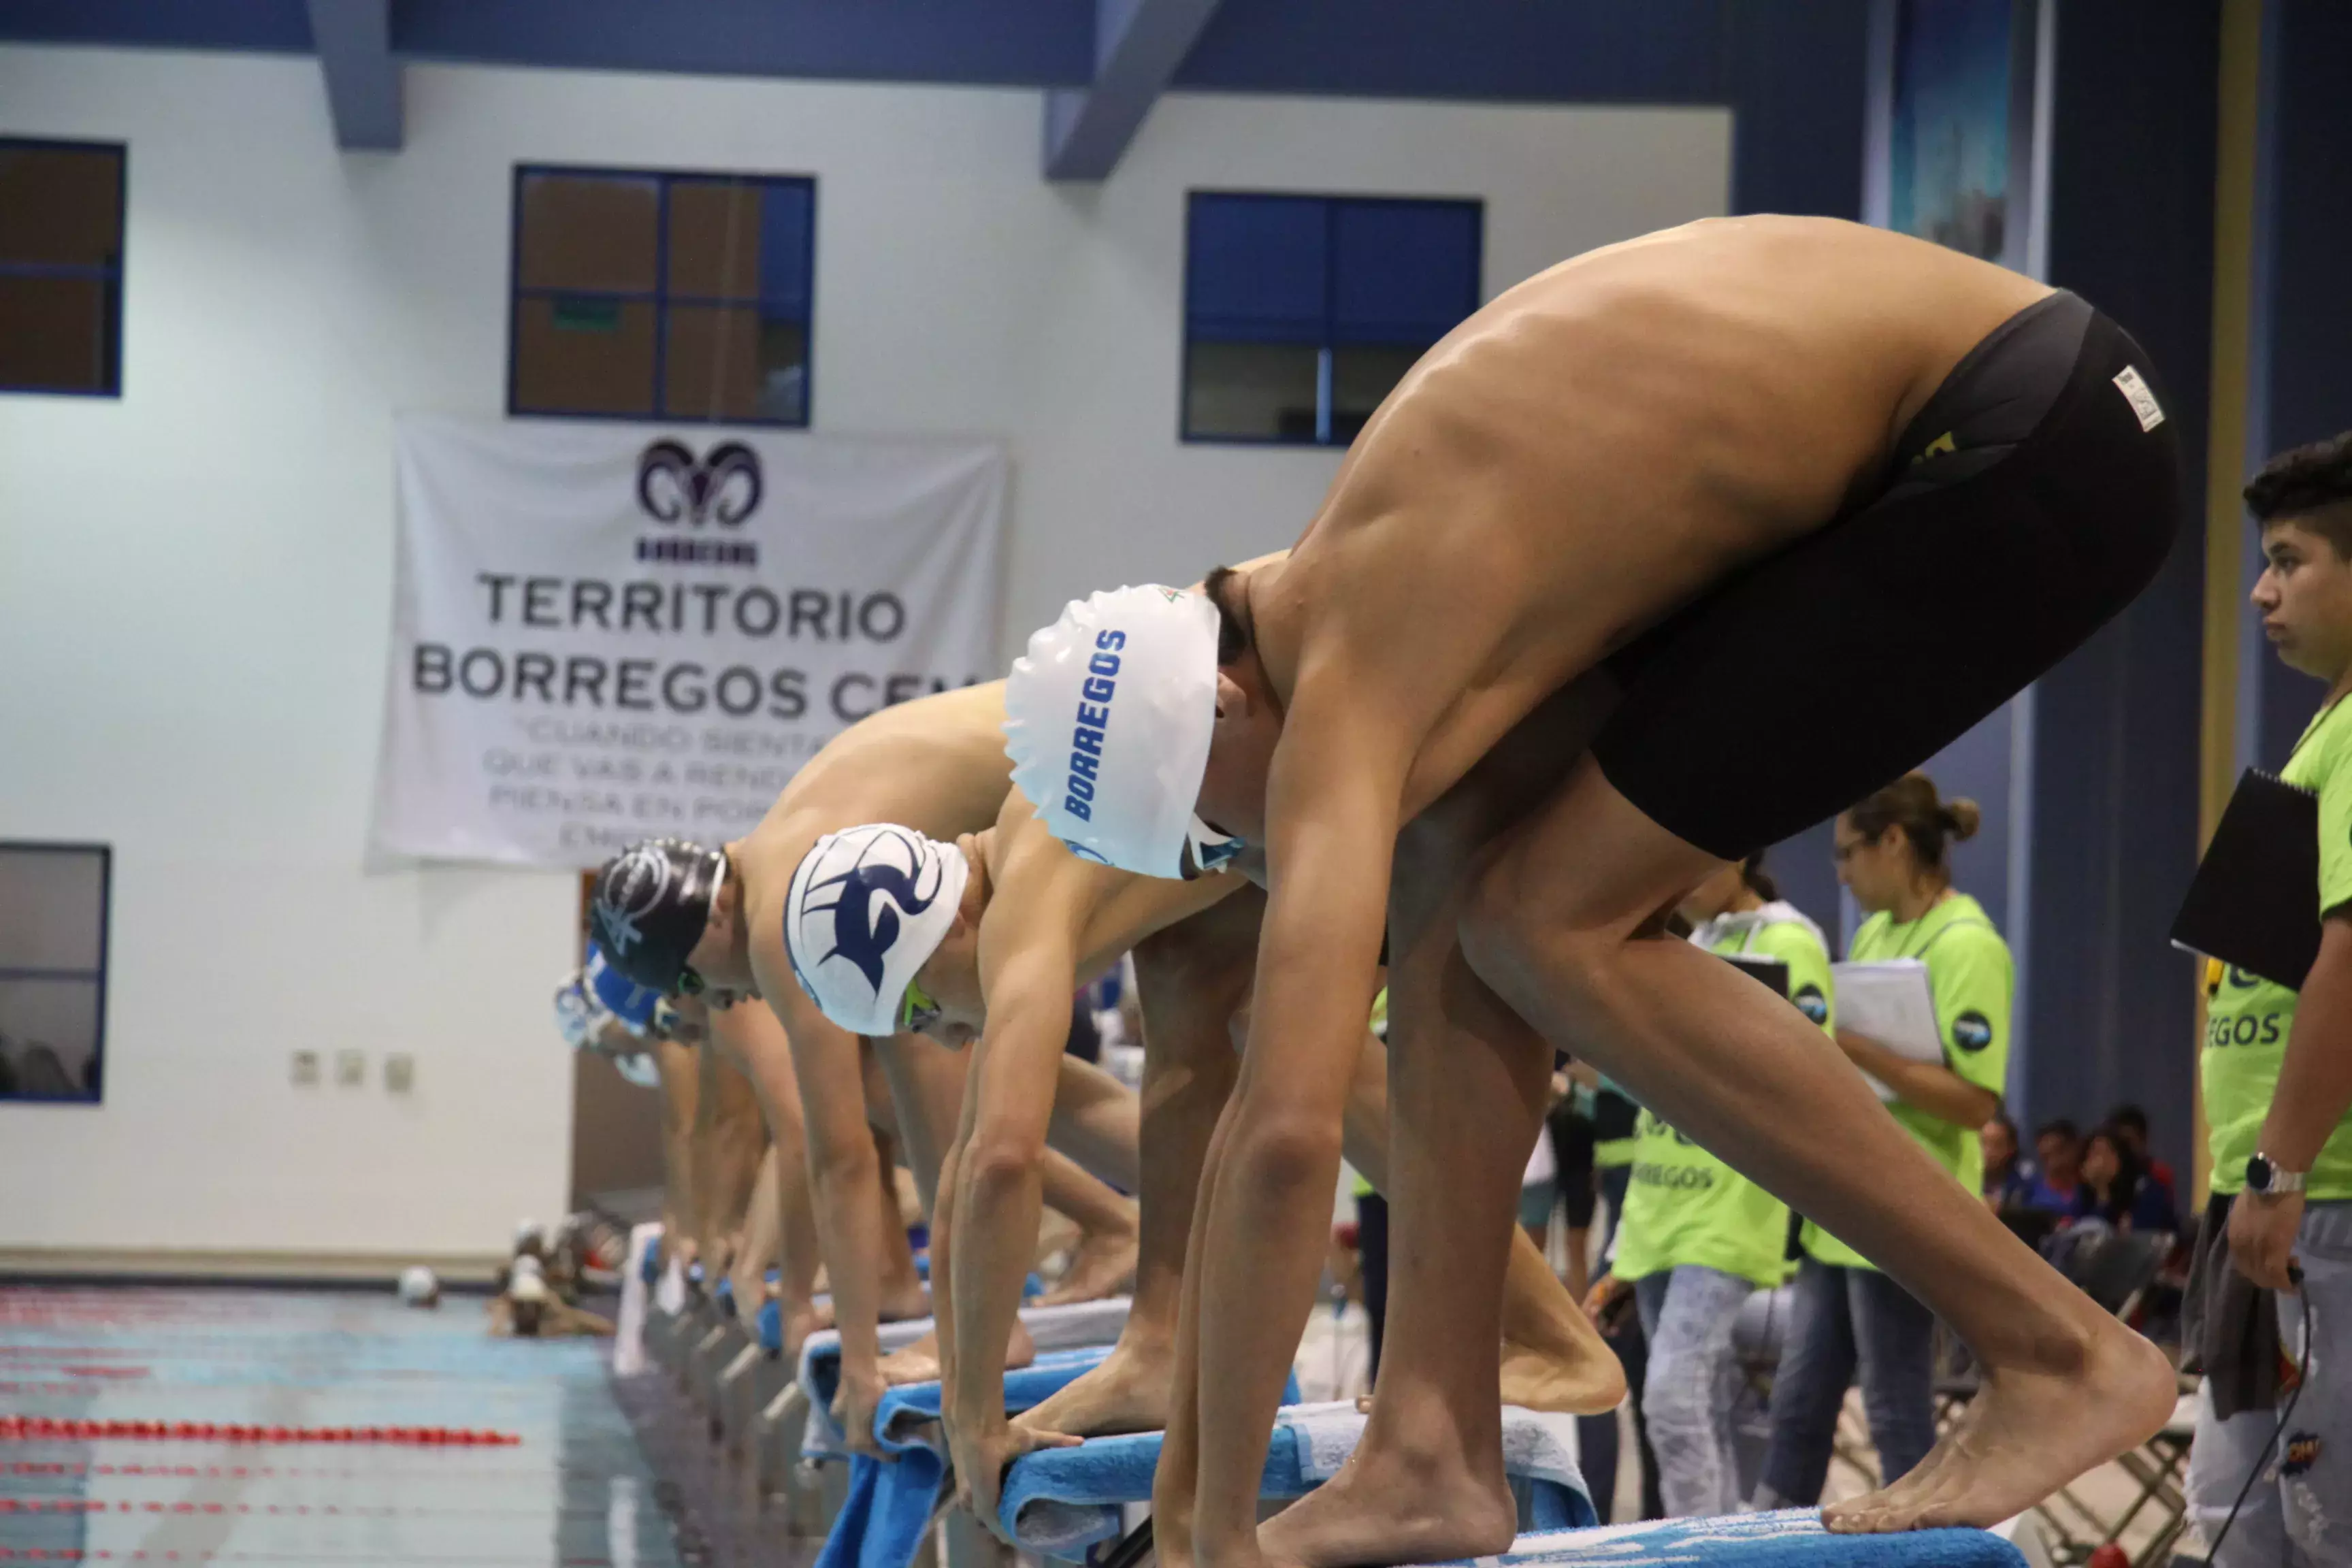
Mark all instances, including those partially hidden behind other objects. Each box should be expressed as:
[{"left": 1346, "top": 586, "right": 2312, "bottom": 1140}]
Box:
[
  {"left": 1846, "top": 772, "right": 1980, "bottom": 873},
  {"left": 2083, "top": 1125, "right": 2144, "bottom": 1224},
  {"left": 2247, "top": 431, "right": 2352, "bottom": 559},
  {"left": 2036, "top": 1117, "right": 2080, "bottom": 1146},
  {"left": 2106, "top": 1102, "right": 2149, "bottom": 1139},
  {"left": 1203, "top": 565, "right": 1251, "bottom": 666},
  {"left": 1737, "top": 851, "right": 1780, "bottom": 904}
]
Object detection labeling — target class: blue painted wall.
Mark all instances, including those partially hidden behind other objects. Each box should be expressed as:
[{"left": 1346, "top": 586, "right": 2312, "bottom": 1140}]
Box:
[
  {"left": 2242, "top": 0, "right": 2352, "bottom": 772},
  {"left": 2019, "top": 0, "right": 2217, "bottom": 1186}
]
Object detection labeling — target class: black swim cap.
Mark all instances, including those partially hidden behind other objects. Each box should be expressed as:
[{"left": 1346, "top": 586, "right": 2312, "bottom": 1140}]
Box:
[{"left": 590, "top": 839, "right": 727, "bottom": 993}]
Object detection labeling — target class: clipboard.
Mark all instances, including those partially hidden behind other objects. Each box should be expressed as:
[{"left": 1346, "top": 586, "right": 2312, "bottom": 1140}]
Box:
[
  {"left": 1831, "top": 959, "right": 1943, "bottom": 1102},
  {"left": 2170, "top": 768, "right": 2322, "bottom": 992}
]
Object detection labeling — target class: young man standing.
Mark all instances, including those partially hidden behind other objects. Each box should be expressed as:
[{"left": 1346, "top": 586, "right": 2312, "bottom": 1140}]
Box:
[{"left": 2189, "top": 431, "right": 2352, "bottom": 1565}]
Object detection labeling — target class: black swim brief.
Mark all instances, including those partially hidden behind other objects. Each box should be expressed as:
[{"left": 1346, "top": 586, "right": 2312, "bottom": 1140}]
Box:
[{"left": 1591, "top": 289, "right": 2183, "bottom": 860}]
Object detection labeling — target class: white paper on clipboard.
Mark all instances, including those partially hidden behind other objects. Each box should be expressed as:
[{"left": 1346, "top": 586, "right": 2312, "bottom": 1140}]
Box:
[{"left": 1829, "top": 959, "right": 1944, "bottom": 1102}]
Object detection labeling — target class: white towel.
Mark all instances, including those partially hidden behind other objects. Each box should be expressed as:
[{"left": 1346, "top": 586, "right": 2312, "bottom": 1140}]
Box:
[{"left": 1284, "top": 1402, "right": 1581, "bottom": 1490}]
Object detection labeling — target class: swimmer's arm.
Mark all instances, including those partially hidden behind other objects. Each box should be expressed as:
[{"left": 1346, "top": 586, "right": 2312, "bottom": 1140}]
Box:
[
  {"left": 1832, "top": 1030, "right": 1999, "bottom": 1128},
  {"left": 1196, "top": 695, "right": 1407, "bottom": 1498},
  {"left": 655, "top": 1039, "right": 700, "bottom": 1261},
  {"left": 770, "top": 985, "right": 896, "bottom": 1451},
  {"left": 947, "top": 884, "right": 1095, "bottom": 1463}
]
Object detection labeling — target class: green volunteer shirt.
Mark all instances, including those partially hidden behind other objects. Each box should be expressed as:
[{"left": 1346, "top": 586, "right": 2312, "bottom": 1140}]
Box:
[
  {"left": 1804, "top": 891, "right": 2012, "bottom": 1272},
  {"left": 2205, "top": 692, "right": 2352, "bottom": 1198},
  {"left": 1613, "top": 916, "right": 1829, "bottom": 1288}
]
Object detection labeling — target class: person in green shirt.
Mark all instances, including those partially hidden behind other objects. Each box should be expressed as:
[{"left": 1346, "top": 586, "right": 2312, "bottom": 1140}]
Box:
[
  {"left": 1587, "top": 850, "right": 1829, "bottom": 1517},
  {"left": 2185, "top": 433, "right": 2352, "bottom": 1566},
  {"left": 1758, "top": 773, "right": 2012, "bottom": 1509}
]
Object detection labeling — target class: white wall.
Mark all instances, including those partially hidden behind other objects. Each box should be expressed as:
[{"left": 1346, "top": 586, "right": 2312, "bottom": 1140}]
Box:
[{"left": 0, "top": 46, "right": 1729, "bottom": 1260}]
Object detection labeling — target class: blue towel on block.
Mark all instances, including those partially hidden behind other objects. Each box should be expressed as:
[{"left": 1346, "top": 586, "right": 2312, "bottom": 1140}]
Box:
[
  {"left": 800, "top": 1297, "right": 1137, "bottom": 1458},
  {"left": 757, "top": 1297, "right": 783, "bottom": 1356},
  {"left": 813, "top": 1349, "right": 1111, "bottom": 1568},
  {"left": 1452, "top": 1512, "right": 2025, "bottom": 1567},
  {"left": 995, "top": 1384, "right": 1362, "bottom": 1558}
]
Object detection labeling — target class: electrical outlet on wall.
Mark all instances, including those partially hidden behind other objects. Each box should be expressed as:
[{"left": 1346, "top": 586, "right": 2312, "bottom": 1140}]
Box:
[
  {"left": 291, "top": 1050, "right": 320, "bottom": 1088},
  {"left": 335, "top": 1049, "right": 365, "bottom": 1088},
  {"left": 384, "top": 1054, "right": 415, "bottom": 1094}
]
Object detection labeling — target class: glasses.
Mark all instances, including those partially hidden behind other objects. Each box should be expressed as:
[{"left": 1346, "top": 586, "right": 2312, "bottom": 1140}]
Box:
[
  {"left": 898, "top": 976, "right": 943, "bottom": 1035},
  {"left": 674, "top": 967, "right": 707, "bottom": 998}
]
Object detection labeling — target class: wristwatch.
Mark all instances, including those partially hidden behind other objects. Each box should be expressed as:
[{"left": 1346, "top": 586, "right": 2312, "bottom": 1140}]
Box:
[{"left": 2247, "top": 1153, "right": 2309, "bottom": 1196}]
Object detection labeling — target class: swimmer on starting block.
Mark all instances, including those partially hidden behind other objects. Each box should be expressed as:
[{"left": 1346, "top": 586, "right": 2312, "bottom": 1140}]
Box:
[
  {"left": 588, "top": 685, "right": 1144, "bottom": 1452},
  {"left": 1003, "top": 216, "right": 2183, "bottom": 1563},
  {"left": 777, "top": 794, "right": 1622, "bottom": 1532}
]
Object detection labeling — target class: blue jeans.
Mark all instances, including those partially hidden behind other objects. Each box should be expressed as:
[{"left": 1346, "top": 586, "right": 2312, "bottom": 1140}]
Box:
[
  {"left": 1757, "top": 1257, "right": 1938, "bottom": 1505},
  {"left": 1635, "top": 1266, "right": 1757, "bottom": 1518},
  {"left": 2187, "top": 1199, "right": 2352, "bottom": 1565}
]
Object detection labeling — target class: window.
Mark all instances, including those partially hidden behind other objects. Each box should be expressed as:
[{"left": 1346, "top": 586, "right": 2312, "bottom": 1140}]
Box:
[
  {"left": 1183, "top": 192, "right": 1481, "bottom": 446},
  {"left": 510, "top": 166, "right": 815, "bottom": 426},
  {"left": 0, "top": 140, "right": 125, "bottom": 397},
  {"left": 0, "top": 843, "right": 110, "bottom": 1104}
]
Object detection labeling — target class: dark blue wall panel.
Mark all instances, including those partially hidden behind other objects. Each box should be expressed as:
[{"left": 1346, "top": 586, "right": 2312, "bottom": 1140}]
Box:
[
  {"left": 393, "top": 0, "right": 1096, "bottom": 87},
  {"left": 2242, "top": 0, "right": 2352, "bottom": 770},
  {"left": 1720, "top": 0, "right": 1870, "bottom": 220},
  {"left": 0, "top": 0, "right": 309, "bottom": 51},
  {"left": 2023, "top": 0, "right": 2217, "bottom": 1189},
  {"left": 1174, "top": 0, "right": 1726, "bottom": 103}
]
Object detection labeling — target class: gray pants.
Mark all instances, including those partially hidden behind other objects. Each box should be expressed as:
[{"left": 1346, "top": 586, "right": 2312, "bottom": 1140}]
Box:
[
  {"left": 1635, "top": 1264, "right": 1757, "bottom": 1518},
  {"left": 2189, "top": 1199, "right": 2352, "bottom": 1565}
]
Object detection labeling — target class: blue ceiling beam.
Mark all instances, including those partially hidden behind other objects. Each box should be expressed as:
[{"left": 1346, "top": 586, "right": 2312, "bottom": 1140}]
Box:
[
  {"left": 1043, "top": 0, "right": 1224, "bottom": 181},
  {"left": 305, "top": 0, "right": 400, "bottom": 150}
]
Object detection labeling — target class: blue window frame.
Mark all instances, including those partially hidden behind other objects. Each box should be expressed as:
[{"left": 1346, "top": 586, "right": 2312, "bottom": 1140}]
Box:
[
  {"left": 0, "top": 842, "right": 111, "bottom": 1105},
  {"left": 1182, "top": 191, "right": 1481, "bottom": 446},
  {"left": 508, "top": 165, "right": 815, "bottom": 427},
  {"left": 0, "top": 138, "right": 126, "bottom": 398}
]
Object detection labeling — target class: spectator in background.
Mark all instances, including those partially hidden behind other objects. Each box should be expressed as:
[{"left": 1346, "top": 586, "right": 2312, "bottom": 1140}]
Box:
[
  {"left": 2073, "top": 1125, "right": 2179, "bottom": 1237},
  {"left": 2025, "top": 1120, "right": 2085, "bottom": 1213},
  {"left": 1982, "top": 1111, "right": 2036, "bottom": 1210},
  {"left": 2104, "top": 1102, "right": 2178, "bottom": 1209}
]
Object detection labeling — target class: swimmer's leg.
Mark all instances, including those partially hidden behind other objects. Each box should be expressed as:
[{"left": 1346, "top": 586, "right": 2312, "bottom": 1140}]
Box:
[
  {"left": 1336, "top": 1028, "right": 1625, "bottom": 1417},
  {"left": 1022, "top": 900, "right": 1251, "bottom": 1438},
  {"left": 1458, "top": 758, "right": 2172, "bottom": 1533},
  {"left": 1256, "top": 865, "right": 1543, "bottom": 1568}
]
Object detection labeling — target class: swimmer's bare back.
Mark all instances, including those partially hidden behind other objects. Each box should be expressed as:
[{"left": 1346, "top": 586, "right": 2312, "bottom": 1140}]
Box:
[
  {"left": 1246, "top": 216, "right": 2053, "bottom": 823},
  {"left": 734, "top": 680, "right": 1013, "bottom": 987}
]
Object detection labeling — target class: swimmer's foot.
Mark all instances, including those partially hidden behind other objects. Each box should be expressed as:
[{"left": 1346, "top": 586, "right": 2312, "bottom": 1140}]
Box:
[
  {"left": 884, "top": 1321, "right": 1040, "bottom": 1387},
  {"left": 1495, "top": 1232, "right": 1622, "bottom": 1414},
  {"left": 1035, "top": 1226, "right": 1139, "bottom": 1307},
  {"left": 1015, "top": 1335, "right": 1172, "bottom": 1438},
  {"left": 1256, "top": 1426, "right": 1516, "bottom": 1568},
  {"left": 1500, "top": 1313, "right": 1627, "bottom": 1416},
  {"left": 878, "top": 1335, "right": 941, "bottom": 1386},
  {"left": 1823, "top": 1315, "right": 2173, "bottom": 1533},
  {"left": 879, "top": 1281, "right": 931, "bottom": 1323}
]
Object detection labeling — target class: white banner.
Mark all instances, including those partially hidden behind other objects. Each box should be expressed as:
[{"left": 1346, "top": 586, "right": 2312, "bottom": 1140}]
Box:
[{"left": 369, "top": 416, "right": 1004, "bottom": 868}]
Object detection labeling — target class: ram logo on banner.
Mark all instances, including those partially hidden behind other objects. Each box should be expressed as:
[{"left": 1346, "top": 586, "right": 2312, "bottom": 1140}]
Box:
[{"left": 369, "top": 415, "right": 1005, "bottom": 868}]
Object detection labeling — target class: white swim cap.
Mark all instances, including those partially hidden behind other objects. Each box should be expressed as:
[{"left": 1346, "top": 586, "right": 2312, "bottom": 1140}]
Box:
[
  {"left": 508, "top": 1269, "right": 550, "bottom": 1306},
  {"left": 397, "top": 1265, "right": 440, "bottom": 1307},
  {"left": 1004, "top": 585, "right": 1245, "bottom": 880},
  {"left": 783, "top": 824, "right": 970, "bottom": 1036}
]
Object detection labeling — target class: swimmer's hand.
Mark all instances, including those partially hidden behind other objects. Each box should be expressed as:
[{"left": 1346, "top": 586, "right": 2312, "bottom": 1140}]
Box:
[
  {"left": 952, "top": 1415, "right": 1081, "bottom": 1542},
  {"left": 832, "top": 1371, "right": 891, "bottom": 1460},
  {"left": 1582, "top": 1272, "right": 1631, "bottom": 1328}
]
